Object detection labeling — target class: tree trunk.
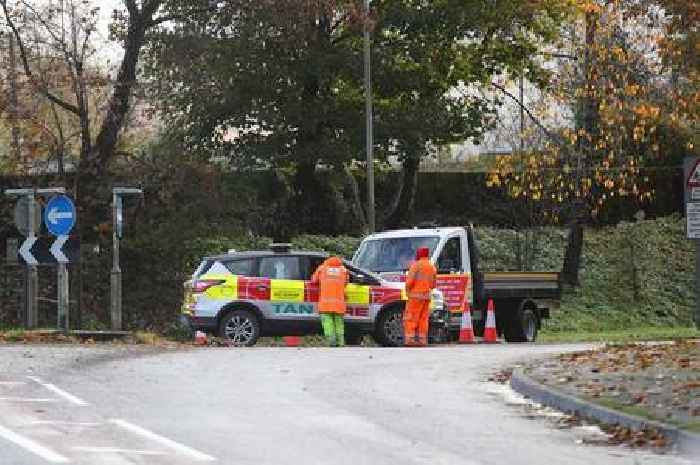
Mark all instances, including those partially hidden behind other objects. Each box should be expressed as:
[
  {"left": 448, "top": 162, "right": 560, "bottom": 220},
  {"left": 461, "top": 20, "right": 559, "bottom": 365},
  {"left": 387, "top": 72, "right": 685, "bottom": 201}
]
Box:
[
  {"left": 561, "top": 221, "right": 583, "bottom": 286},
  {"left": 291, "top": 160, "right": 325, "bottom": 234},
  {"left": 562, "top": 11, "right": 598, "bottom": 287},
  {"left": 343, "top": 165, "right": 367, "bottom": 231},
  {"left": 87, "top": 25, "right": 147, "bottom": 171},
  {"left": 383, "top": 155, "right": 420, "bottom": 228},
  {"left": 73, "top": 9, "right": 151, "bottom": 231}
]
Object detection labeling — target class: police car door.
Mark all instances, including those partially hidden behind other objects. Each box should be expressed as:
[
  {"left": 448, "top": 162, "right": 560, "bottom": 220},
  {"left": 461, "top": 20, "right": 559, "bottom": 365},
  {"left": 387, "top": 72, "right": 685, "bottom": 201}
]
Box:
[{"left": 258, "top": 255, "right": 316, "bottom": 321}]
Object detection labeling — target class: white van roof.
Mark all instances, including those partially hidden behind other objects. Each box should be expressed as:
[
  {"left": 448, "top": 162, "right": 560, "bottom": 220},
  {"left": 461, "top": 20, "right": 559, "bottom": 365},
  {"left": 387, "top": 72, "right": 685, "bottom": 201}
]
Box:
[{"left": 363, "top": 227, "right": 464, "bottom": 241}]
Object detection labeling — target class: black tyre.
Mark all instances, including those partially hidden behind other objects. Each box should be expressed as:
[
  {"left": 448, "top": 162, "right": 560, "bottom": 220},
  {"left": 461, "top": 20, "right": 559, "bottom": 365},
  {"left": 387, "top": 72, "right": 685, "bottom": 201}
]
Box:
[
  {"left": 374, "top": 306, "right": 404, "bottom": 347},
  {"left": 428, "top": 323, "right": 449, "bottom": 344},
  {"left": 503, "top": 307, "right": 538, "bottom": 343},
  {"left": 218, "top": 309, "right": 260, "bottom": 346},
  {"left": 473, "top": 320, "right": 485, "bottom": 338}
]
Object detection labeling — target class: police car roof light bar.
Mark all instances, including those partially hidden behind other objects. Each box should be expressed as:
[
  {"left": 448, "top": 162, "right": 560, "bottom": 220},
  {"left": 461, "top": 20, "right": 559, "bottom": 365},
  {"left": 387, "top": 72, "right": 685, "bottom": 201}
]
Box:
[{"left": 270, "top": 243, "right": 292, "bottom": 253}]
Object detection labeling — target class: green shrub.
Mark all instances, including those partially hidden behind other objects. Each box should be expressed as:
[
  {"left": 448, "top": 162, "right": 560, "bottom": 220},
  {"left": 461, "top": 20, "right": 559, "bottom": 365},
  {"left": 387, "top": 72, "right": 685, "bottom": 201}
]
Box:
[{"left": 291, "top": 235, "right": 362, "bottom": 259}]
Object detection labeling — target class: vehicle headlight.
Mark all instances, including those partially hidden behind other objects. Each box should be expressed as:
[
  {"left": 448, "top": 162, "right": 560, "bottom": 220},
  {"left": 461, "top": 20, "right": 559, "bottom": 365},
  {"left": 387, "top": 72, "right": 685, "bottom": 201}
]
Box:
[{"left": 430, "top": 289, "right": 445, "bottom": 312}]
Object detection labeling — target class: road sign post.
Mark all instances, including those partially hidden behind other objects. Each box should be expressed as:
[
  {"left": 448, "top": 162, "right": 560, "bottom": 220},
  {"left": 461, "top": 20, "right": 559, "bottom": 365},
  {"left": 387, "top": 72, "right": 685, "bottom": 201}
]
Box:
[
  {"left": 26, "top": 194, "right": 38, "bottom": 328},
  {"left": 684, "top": 157, "right": 700, "bottom": 329},
  {"left": 5, "top": 187, "right": 66, "bottom": 328},
  {"left": 44, "top": 195, "right": 76, "bottom": 333},
  {"left": 5, "top": 189, "right": 39, "bottom": 328},
  {"left": 111, "top": 187, "right": 143, "bottom": 331}
]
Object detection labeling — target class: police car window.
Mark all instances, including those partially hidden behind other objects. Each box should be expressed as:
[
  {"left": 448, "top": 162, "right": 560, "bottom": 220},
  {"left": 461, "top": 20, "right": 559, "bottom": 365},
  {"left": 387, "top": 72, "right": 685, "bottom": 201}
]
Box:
[
  {"left": 224, "top": 259, "right": 255, "bottom": 276},
  {"left": 206, "top": 261, "right": 230, "bottom": 275},
  {"left": 259, "top": 256, "right": 302, "bottom": 280},
  {"left": 437, "top": 237, "right": 461, "bottom": 273}
]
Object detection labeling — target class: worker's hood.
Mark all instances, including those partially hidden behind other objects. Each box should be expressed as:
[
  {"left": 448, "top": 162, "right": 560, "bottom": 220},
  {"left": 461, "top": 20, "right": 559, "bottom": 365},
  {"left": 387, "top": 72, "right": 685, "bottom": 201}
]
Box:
[{"left": 324, "top": 256, "right": 343, "bottom": 266}]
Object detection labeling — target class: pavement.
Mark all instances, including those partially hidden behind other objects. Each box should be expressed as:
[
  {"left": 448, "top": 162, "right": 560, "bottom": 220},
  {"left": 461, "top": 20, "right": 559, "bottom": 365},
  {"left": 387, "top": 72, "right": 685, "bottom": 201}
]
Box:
[{"left": 0, "top": 343, "right": 697, "bottom": 465}]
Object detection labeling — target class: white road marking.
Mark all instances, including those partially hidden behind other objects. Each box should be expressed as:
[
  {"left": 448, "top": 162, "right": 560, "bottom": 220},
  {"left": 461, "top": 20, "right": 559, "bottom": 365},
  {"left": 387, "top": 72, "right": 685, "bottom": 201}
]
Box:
[
  {"left": 0, "top": 424, "right": 70, "bottom": 463},
  {"left": 110, "top": 419, "right": 216, "bottom": 462},
  {"left": 0, "top": 381, "right": 26, "bottom": 386},
  {"left": 27, "top": 376, "right": 89, "bottom": 406},
  {"left": 30, "top": 421, "right": 102, "bottom": 427},
  {"left": 72, "top": 446, "right": 167, "bottom": 455},
  {"left": 0, "top": 397, "right": 58, "bottom": 402}
]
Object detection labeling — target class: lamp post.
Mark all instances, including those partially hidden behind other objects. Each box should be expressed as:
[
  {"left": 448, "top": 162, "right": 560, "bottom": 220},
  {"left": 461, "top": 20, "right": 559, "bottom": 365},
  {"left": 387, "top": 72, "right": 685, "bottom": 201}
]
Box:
[{"left": 364, "top": 0, "right": 375, "bottom": 233}]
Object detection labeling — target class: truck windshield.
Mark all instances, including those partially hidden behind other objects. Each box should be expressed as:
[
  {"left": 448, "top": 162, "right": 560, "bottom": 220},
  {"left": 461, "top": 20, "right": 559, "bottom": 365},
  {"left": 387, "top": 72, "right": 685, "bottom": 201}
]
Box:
[{"left": 354, "top": 236, "right": 440, "bottom": 272}]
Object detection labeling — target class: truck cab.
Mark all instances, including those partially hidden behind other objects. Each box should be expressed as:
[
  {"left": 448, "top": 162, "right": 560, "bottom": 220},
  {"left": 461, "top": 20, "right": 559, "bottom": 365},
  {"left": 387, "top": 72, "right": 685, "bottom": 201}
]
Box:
[{"left": 353, "top": 226, "right": 560, "bottom": 342}]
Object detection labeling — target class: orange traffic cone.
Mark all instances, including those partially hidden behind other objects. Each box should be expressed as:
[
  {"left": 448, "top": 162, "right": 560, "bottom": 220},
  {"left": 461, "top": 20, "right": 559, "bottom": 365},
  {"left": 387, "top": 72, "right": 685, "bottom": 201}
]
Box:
[
  {"left": 194, "top": 330, "right": 208, "bottom": 346},
  {"left": 458, "top": 301, "right": 476, "bottom": 344},
  {"left": 483, "top": 299, "right": 498, "bottom": 343},
  {"left": 283, "top": 336, "right": 301, "bottom": 347}
]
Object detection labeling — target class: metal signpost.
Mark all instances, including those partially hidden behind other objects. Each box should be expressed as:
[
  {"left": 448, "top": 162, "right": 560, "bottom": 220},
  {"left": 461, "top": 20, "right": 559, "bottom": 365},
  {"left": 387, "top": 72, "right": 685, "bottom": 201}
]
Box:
[
  {"left": 111, "top": 187, "right": 143, "bottom": 331},
  {"left": 4, "top": 187, "right": 65, "bottom": 328},
  {"left": 685, "top": 157, "right": 700, "bottom": 329},
  {"left": 44, "top": 194, "right": 76, "bottom": 332}
]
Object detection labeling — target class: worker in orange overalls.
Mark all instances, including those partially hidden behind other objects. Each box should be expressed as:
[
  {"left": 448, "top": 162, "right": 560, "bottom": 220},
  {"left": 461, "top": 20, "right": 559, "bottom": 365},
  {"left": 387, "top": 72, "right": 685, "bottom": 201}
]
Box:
[
  {"left": 404, "top": 247, "right": 437, "bottom": 347},
  {"left": 311, "top": 256, "right": 349, "bottom": 347}
]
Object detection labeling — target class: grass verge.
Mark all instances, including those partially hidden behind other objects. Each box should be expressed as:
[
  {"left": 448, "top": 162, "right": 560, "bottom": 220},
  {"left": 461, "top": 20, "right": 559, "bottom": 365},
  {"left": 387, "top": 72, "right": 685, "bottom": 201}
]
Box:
[
  {"left": 594, "top": 398, "right": 700, "bottom": 433},
  {"left": 538, "top": 326, "right": 700, "bottom": 343}
]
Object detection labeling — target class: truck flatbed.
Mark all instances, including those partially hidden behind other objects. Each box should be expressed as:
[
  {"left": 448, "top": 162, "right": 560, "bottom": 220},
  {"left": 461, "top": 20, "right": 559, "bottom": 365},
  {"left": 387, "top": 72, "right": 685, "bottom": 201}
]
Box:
[{"left": 484, "top": 272, "right": 560, "bottom": 300}]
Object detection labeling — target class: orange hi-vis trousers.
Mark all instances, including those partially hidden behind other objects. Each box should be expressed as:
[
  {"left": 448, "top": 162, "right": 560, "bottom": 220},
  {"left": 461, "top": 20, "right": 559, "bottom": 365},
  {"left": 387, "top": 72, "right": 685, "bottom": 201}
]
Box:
[{"left": 404, "top": 299, "right": 430, "bottom": 345}]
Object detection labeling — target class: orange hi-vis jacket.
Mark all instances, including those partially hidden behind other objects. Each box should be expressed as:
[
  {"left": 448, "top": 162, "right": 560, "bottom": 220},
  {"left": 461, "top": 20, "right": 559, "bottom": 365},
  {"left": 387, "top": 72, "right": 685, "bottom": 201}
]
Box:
[
  {"left": 406, "top": 257, "right": 437, "bottom": 300},
  {"left": 311, "top": 256, "right": 349, "bottom": 314}
]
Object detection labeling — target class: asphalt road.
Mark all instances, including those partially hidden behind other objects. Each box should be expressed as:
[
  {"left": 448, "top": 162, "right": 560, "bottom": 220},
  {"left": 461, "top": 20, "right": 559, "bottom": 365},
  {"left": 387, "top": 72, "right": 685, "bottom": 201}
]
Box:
[{"left": 0, "top": 344, "right": 696, "bottom": 465}]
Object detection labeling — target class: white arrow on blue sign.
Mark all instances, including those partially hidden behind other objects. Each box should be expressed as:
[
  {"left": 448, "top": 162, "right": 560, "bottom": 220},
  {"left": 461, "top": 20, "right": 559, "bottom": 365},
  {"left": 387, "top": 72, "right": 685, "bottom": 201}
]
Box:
[{"left": 44, "top": 195, "right": 76, "bottom": 236}]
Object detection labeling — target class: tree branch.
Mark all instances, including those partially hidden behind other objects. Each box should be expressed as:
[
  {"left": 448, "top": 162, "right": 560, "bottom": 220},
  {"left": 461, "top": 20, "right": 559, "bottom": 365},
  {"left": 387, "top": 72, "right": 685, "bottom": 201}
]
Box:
[
  {"left": 0, "top": 0, "right": 81, "bottom": 115},
  {"left": 489, "top": 81, "right": 570, "bottom": 151},
  {"left": 21, "top": 0, "right": 76, "bottom": 67},
  {"left": 80, "top": 23, "right": 94, "bottom": 62},
  {"left": 148, "top": 4, "right": 211, "bottom": 27},
  {"left": 542, "top": 52, "right": 579, "bottom": 61},
  {"left": 147, "top": 13, "right": 187, "bottom": 27}
]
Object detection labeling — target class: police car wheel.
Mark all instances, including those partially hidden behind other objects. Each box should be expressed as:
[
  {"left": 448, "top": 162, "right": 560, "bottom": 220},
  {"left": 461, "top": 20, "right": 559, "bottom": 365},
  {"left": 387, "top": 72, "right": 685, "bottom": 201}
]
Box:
[{"left": 218, "top": 309, "right": 260, "bottom": 347}]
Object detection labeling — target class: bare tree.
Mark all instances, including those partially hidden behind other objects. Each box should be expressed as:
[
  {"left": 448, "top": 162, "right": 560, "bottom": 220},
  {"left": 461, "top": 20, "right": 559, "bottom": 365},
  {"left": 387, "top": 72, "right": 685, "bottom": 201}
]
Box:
[{"left": 0, "top": 0, "right": 198, "bottom": 191}]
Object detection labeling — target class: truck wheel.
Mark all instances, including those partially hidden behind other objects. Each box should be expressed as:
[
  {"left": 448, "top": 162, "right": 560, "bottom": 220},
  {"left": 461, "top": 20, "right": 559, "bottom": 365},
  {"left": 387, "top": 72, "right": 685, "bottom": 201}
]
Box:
[
  {"left": 503, "top": 308, "right": 538, "bottom": 343},
  {"left": 375, "top": 306, "right": 404, "bottom": 347},
  {"left": 474, "top": 321, "right": 485, "bottom": 338},
  {"left": 218, "top": 309, "right": 260, "bottom": 346},
  {"left": 428, "top": 324, "right": 448, "bottom": 344}
]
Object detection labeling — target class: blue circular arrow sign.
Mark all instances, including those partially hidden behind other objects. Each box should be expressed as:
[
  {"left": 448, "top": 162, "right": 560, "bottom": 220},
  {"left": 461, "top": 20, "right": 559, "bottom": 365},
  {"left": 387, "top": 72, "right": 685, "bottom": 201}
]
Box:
[{"left": 44, "top": 195, "right": 76, "bottom": 236}]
